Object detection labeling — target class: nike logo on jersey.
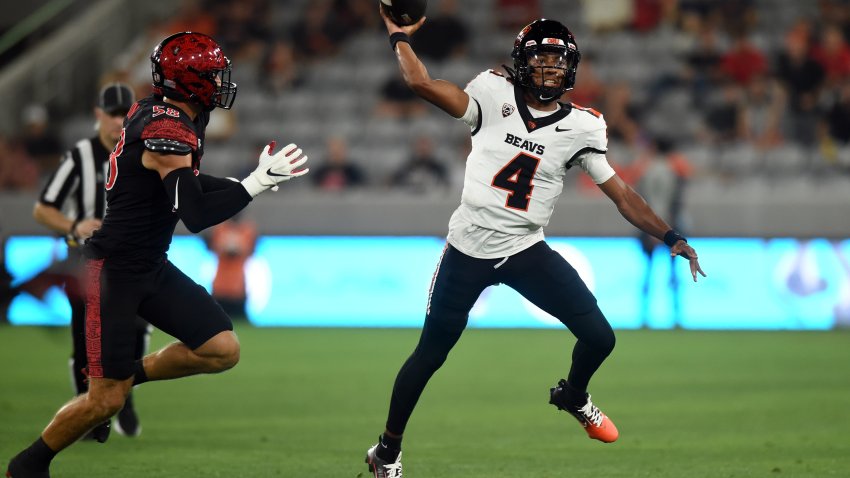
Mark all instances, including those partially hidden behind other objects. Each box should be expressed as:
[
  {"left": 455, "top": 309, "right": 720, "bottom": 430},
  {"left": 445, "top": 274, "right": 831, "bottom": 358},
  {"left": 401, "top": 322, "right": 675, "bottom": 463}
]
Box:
[
  {"left": 504, "top": 133, "right": 546, "bottom": 155},
  {"left": 267, "top": 168, "right": 287, "bottom": 177},
  {"left": 172, "top": 177, "right": 180, "bottom": 211},
  {"left": 555, "top": 126, "right": 571, "bottom": 132}
]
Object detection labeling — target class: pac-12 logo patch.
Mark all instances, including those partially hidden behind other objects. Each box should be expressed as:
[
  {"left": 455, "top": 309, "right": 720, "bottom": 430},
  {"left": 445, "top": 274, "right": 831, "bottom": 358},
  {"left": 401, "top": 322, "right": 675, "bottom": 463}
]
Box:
[{"left": 502, "top": 103, "right": 515, "bottom": 118}]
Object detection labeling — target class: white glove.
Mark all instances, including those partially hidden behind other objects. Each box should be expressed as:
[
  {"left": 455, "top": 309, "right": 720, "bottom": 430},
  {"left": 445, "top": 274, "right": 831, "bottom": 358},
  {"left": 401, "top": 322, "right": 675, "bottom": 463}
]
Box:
[{"left": 241, "top": 141, "right": 309, "bottom": 197}]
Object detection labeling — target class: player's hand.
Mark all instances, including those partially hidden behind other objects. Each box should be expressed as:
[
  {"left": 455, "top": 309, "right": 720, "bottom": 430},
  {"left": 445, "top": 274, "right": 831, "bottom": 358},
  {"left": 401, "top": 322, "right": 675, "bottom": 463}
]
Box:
[
  {"left": 73, "top": 218, "right": 102, "bottom": 240},
  {"left": 670, "top": 240, "right": 707, "bottom": 282},
  {"left": 379, "top": 4, "right": 426, "bottom": 36},
  {"left": 241, "top": 141, "right": 309, "bottom": 197}
]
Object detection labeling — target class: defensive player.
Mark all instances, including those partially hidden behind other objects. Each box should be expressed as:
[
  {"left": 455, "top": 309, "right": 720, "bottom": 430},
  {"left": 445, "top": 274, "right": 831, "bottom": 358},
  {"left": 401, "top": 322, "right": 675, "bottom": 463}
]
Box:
[
  {"left": 365, "top": 12, "right": 706, "bottom": 477},
  {"left": 33, "top": 82, "right": 148, "bottom": 441},
  {"left": 6, "top": 32, "right": 309, "bottom": 478}
]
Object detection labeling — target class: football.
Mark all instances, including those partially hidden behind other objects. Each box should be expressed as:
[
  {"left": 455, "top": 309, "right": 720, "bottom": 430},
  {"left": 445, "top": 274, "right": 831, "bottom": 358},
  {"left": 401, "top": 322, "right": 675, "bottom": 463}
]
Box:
[{"left": 380, "top": 0, "right": 427, "bottom": 26}]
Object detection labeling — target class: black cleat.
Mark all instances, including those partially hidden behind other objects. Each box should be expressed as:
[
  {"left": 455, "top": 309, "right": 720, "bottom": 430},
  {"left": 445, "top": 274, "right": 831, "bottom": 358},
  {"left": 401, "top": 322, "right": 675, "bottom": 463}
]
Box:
[
  {"left": 5, "top": 455, "right": 50, "bottom": 478},
  {"left": 81, "top": 420, "right": 111, "bottom": 443},
  {"left": 114, "top": 399, "right": 141, "bottom": 437}
]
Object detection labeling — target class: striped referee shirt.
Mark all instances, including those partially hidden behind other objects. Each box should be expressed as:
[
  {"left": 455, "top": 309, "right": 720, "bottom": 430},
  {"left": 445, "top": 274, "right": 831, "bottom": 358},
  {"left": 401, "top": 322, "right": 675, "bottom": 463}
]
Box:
[{"left": 39, "top": 136, "right": 110, "bottom": 243}]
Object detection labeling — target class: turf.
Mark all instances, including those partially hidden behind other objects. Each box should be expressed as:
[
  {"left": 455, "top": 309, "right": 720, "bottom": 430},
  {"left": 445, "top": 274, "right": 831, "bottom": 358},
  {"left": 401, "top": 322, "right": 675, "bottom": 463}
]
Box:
[{"left": 1, "top": 324, "right": 848, "bottom": 477}]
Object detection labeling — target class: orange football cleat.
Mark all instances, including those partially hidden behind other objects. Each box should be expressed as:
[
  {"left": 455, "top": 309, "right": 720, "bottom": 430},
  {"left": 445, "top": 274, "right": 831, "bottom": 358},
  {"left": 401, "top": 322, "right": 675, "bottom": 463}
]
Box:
[{"left": 549, "top": 379, "right": 619, "bottom": 443}]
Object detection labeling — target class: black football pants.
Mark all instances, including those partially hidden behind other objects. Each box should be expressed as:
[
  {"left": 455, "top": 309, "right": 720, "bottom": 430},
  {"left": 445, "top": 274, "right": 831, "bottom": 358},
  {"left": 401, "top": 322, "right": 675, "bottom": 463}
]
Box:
[
  {"left": 385, "top": 241, "right": 616, "bottom": 435},
  {"left": 67, "top": 253, "right": 150, "bottom": 394}
]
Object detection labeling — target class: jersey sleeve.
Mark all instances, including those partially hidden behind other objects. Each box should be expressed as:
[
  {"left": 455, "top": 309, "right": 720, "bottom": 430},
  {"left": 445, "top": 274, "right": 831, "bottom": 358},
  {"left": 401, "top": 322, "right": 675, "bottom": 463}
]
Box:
[
  {"left": 462, "top": 70, "right": 507, "bottom": 135},
  {"left": 140, "top": 115, "right": 198, "bottom": 155},
  {"left": 39, "top": 150, "right": 78, "bottom": 208},
  {"left": 576, "top": 151, "right": 616, "bottom": 184},
  {"left": 565, "top": 111, "right": 609, "bottom": 170}
]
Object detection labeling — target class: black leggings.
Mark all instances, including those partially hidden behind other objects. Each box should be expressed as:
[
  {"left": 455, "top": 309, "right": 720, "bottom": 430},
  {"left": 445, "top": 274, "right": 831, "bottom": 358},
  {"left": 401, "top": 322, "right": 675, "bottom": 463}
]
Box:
[{"left": 385, "top": 242, "right": 615, "bottom": 435}]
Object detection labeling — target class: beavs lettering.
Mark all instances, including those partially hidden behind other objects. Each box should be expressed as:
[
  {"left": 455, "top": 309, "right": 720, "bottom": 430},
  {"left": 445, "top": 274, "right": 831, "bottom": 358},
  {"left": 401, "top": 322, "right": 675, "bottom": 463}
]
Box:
[{"left": 504, "top": 133, "right": 545, "bottom": 155}]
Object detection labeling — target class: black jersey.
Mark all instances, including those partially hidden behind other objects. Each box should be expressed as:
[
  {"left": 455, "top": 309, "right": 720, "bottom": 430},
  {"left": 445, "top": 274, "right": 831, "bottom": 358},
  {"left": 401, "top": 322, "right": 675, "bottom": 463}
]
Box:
[{"left": 85, "top": 96, "right": 209, "bottom": 266}]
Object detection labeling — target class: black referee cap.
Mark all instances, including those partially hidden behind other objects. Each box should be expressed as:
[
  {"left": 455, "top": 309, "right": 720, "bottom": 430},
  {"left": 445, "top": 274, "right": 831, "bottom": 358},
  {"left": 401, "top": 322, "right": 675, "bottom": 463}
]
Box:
[{"left": 98, "top": 83, "right": 135, "bottom": 114}]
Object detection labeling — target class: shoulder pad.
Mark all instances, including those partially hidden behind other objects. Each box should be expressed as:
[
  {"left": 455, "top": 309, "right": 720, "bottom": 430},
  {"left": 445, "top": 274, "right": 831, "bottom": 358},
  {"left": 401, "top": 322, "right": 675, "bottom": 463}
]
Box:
[
  {"left": 141, "top": 117, "right": 198, "bottom": 152},
  {"left": 144, "top": 138, "right": 193, "bottom": 155},
  {"left": 465, "top": 69, "right": 511, "bottom": 96}
]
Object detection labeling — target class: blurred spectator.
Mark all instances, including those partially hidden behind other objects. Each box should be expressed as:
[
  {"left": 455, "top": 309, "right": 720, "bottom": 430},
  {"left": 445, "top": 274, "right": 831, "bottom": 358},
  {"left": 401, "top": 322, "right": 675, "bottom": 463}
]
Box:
[
  {"left": 19, "top": 104, "right": 63, "bottom": 176},
  {"left": 496, "top": 0, "right": 541, "bottom": 31},
  {"left": 631, "top": 0, "right": 664, "bottom": 33},
  {"left": 776, "top": 21, "right": 823, "bottom": 145},
  {"left": 214, "top": 0, "right": 270, "bottom": 62},
  {"left": 0, "top": 135, "right": 40, "bottom": 191},
  {"left": 812, "top": 24, "right": 850, "bottom": 87},
  {"left": 740, "top": 75, "right": 785, "bottom": 150},
  {"left": 720, "top": 30, "right": 767, "bottom": 86},
  {"left": 634, "top": 137, "right": 692, "bottom": 325},
  {"left": 162, "top": 0, "right": 217, "bottom": 36},
  {"left": 715, "top": 0, "right": 758, "bottom": 35},
  {"left": 702, "top": 81, "right": 745, "bottom": 144},
  {"left": 581, "top": 0, "right": 633, "bottom": 32},
  {"left": 312, "top": 137, "right": 366, "bottom": 191},
  {"left": 602, "top": 82, "right": 643, "bottom": 147},
  {"left": 565, "top": 57, "right": 604, "bottom": 108},
  {"left": 331, "top": 0, "right": 379, "bottom": 34},
  {"left": 260, "top": 40, "right": 304, "bottom": 94},
  {"left": 823, "top": 80, "right": 850, "bottom": 145},
  {"left": 209, "top": 215, "right": 257, "bottom": 320},
  {"left": 684, "top": 21, "right": 724, "bottom": 103},
  {"left": 389, "top": 136, "right": 450, "bottom": 193},
  {"left": 413, "top": 0, "right": 469, "bottom": 61},
  {"left": 290, "top": 0, "right": 350, "bottom": 61},
  {"left": 375, "top": 76, "right": 428, "bottom": 118}
]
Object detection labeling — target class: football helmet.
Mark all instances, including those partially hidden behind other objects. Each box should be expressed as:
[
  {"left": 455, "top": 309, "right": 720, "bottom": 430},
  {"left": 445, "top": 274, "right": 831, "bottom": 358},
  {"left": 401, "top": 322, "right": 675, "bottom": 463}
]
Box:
[
  {"left": 506, "top": 19, "right": 581, "bottom": 103},
  {"left": 150, "top": 32, "right": 237, "bottom": 111}
]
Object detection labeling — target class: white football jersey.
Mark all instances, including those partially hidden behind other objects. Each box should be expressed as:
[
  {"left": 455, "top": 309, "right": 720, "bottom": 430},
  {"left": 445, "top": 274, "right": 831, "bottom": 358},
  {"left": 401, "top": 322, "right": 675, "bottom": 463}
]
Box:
[{"left": 447, "top": 70, "right": 615, "bottom": 259}]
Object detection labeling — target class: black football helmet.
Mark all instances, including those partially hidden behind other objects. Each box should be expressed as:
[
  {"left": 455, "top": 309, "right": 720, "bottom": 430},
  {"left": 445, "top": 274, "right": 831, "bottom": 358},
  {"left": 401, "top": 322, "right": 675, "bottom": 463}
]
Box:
[
  {"left": 506, "top": 19, "right": 581, "bottom": 103},
  {"left": 151, "top": 32, "right": 237, "bottom": 111}
]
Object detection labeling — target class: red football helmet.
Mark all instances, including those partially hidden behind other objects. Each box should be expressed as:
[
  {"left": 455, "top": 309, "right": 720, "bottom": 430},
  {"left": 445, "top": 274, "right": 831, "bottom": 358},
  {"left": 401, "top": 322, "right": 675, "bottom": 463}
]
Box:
[{"left": 151, "top": 32, "right": 237, "bottom": 111}]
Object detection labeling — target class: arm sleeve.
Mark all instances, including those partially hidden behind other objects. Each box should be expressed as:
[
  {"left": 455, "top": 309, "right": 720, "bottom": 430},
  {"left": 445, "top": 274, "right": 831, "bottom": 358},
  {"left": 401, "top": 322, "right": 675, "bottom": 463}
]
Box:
[
  {"left": 197, "top": 173, "right": 241, "bottom": 192},
  {"left": 162, "top": 168, "right": 252, "bottom": 233}
]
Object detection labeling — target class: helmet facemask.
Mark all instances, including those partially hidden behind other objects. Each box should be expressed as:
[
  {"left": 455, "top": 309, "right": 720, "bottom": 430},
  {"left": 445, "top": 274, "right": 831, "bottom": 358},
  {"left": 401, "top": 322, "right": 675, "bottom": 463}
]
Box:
[
  {"left": 517, "top": 45, "right": 580, "bottom": 103},
  {"left": 506, "top": 20, "right": 582, "bottom": 105},
  {"left": 201, "top": 60, "right": 237, "bottom": 110}
]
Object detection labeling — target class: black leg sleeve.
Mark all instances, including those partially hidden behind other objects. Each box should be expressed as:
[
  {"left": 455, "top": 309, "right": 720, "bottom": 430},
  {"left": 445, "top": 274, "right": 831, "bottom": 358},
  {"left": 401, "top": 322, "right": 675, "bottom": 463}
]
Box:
[
  {"left": 385, "top": 246, "right": 495, "bottom": 435},
  {"left": 502, "top": 242, "right": 616, "bottom": 394},
  {"left": 133, "top": 318, "right": 151, "bottom": 360},
  {"left": 566, "top": 306, "right": 615, "bottom": 392}
]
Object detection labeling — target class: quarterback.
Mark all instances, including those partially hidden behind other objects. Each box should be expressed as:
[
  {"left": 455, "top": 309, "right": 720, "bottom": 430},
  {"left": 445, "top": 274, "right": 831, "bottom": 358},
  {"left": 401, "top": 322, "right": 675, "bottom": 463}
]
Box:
[{"left": 365, "top": 11, "right": 706, "bottom": 478}]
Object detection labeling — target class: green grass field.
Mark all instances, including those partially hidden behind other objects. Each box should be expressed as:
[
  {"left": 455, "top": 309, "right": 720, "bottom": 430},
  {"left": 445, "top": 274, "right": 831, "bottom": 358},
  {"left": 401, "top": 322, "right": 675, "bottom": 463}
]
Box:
[{"left": 1, "top": 324, "right": 849, "bottom": 477}]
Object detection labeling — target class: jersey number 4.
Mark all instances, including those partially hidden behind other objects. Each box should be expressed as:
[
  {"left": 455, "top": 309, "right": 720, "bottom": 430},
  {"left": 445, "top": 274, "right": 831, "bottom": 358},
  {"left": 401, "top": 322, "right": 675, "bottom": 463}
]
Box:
[{"left": 491, "top": 152, "right": 541, "bottom": 211}]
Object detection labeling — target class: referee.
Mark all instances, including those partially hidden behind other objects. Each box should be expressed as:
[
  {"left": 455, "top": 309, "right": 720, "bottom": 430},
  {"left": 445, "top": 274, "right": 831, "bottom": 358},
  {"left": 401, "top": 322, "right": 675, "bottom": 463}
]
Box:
[{"left": 33, "top": 83, "right": 148, "bottom": 440}]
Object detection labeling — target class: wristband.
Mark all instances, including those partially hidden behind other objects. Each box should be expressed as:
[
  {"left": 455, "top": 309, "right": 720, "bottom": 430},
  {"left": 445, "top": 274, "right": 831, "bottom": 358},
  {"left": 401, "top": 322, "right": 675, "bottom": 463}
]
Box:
[
  {"left": 69, "top": 219, "right": 81, "bottom": 238},
  {"left": 663, "top": 229, "right": 687, "bottom": 247},
  {"left": 389, "top": 32, "right": 410, "bottom": 51}
]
